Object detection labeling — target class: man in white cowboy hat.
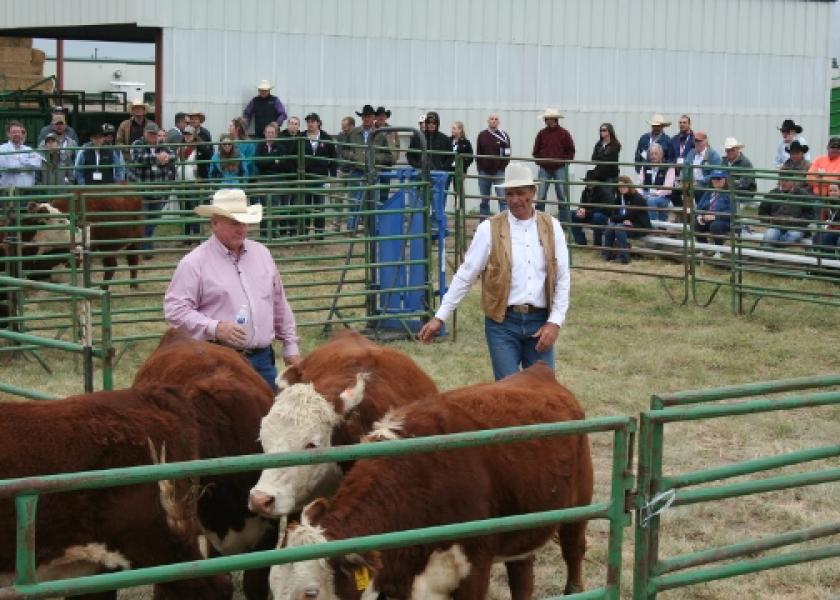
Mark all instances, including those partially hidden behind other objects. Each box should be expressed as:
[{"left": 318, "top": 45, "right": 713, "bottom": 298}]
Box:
[
  {"left": 419, "top": 162, "right": 570, "bottom": 381},
  {"left": 721, "top": 137, "right": 757, "bottom": 195},
  {"left": 115, "top": 98, "right": 152, "bottom": 160},
  {"left": 634, "top": 113, "right": 675, "bottom": 172},
  {"left": 532, "top": 107, "right": 575, "bottom": 220},
  {"left": 242, "top": 79, "right": 287, "bottom": 138},
  {"left": 165, "top": 188, "right": 300, "bottom": 390}
]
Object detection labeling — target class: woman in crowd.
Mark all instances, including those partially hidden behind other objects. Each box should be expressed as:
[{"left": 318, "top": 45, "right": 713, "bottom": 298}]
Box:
[
  {"left": 590, "top": 122, "right": 621, "bottom": 184},
  {"left": 176, "top": 125, "right": 201, "bottom": 239},
  {"left": 208, "top": 133, "right": 251, "bottom": 185},
  {"left": 602, "top": 175, "right": 651, "bottom": 264},
  {"left": 638, "top": 142, "right": 675, "bottom": 222},
  {"left": 255, "top": 122, "right": 290, "bottom": 237},
  {"left": 277, "top": 116, "right": 304, "bottom": 234},
  {"left": 448, "top": 120, "right": 474, "bottom": 209},
  {"left": 227, "top": 116, "right": 256, "bottom": 173}
]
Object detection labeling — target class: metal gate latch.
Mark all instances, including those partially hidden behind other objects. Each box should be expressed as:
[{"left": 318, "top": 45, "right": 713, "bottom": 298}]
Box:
[{"left": 639, "top": 489, "right": 676, "bottom": 528}]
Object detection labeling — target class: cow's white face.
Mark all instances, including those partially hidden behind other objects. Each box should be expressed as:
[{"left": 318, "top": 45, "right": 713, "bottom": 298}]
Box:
[
  {"left": 249, "top": 377, "right": 366, "bottom": 518},
  {"left": 26, "top": 202, "right": 80, "bottom": 254},
  {"left": 270, "top": 519, "right": 338, "bottom": 600}
]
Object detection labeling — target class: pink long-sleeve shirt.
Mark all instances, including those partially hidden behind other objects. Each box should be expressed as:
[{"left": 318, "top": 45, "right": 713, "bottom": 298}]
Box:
[{"left": 164, "top": 235, "right": 299, "bottom": 357}]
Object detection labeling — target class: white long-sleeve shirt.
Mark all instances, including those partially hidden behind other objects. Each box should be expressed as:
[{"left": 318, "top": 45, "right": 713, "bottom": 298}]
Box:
[
  {"left": 0, "top": 141, "right": 42, "bottom": 188},
  {"left": 435, "top": 210, "right": 570, "bottom": 326}
]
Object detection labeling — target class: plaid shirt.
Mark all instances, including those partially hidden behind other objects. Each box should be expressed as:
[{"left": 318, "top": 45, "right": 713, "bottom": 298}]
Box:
[{"left": 128, "top": 140, "right": 177, "bottom": 185}]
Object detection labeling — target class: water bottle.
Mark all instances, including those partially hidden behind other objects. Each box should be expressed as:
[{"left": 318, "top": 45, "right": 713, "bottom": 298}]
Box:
[{"left": 235, "top": 304, "right": 249, "bottom": 326}]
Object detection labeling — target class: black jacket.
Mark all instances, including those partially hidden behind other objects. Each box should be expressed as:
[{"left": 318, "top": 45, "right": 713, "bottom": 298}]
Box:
[
  {"left": 302, "top": 131, "right": 337, "bottom": 177},
  {"left": 607, "top": 191, "right": 651, "bottom": 232},
  {"left": 408, "top": 130, "right": 452, "bottom": 171},
  {"left": 274, "top": 131, "right": 303, "bottom": 174},
  {"left": 590, "top": 140, "right": 621, "bottom": 182},
  {"left": 450, "top": 137, "right": 474, "bottom": 173},
  {"left": 758, "top": 187, "right": 814, "bottom": 225},
  {"left": 255, "top": 139, "right": 289, "bottom": 178}
]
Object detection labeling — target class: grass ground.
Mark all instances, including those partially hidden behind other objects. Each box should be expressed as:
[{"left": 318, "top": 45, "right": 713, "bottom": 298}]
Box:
[{"left": 2, "top": 244, "right": 839, "bottom": 598}]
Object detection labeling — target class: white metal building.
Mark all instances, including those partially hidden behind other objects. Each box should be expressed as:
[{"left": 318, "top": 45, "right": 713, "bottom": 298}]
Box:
[{"left": 1, "top": 0, "right": 835, "bottom": 179}]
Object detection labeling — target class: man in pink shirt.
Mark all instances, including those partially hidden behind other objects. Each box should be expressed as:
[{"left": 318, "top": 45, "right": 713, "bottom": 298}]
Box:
[{"left": 165, "top": 188, "right": 300, "bottom": 390}]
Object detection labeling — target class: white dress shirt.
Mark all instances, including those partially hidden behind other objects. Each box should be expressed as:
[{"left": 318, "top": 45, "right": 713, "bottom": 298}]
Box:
[{"left": 435, "top": 210, "right": 570, "bottom": 326}]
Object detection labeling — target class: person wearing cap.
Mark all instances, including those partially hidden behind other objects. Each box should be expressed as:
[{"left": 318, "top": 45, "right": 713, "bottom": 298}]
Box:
[
  {"left": 116, "top": 99, "right": 152, "bottom": 160},
  {"left": 374, "top": 106, "right": 400, "bottom": 165},
  {"left": 165, "top": 112, "right": 189, "bottom": 145},
  {"left": 780, "top": 140, "right": 811, "bottom": 193},
  {"left": 418, "top": 161, "right": 570, "bottom": 381},
  {"left": 417, "top": 113, "right": 427, "bottom": 133},
  {"left": 74, "top": 123, "right": 126, "bottom": 185},
  {"left": 475, "top": 113, "right": 512, "bottom": 218},
  {"left": 408, "top": 111, "right": 451, "bottom": 171},
  {"left": 571, "top": 169, "right": 611, "bottom": 247},
  {"left": 695, "top": 170, "right": 732, "bottom": 247},
  {"left": 186, "top": 109, "right": 214, "bottom": 179},
  {"left": 774, "top": 119, "right": 810, "bottom": 168},
  {"left": 302, "top": 113, "right": 337, "bottom": 236},
  {"left": 0, "top": 120, "right": 42, "bottom": 190},
  {"left": 345, "top": 105, "right": 394, "bottom": 226},
  {"left": 807, "top": 137, "right": 840, "bottom": 196},
  {"left": 129, "top": 122, "right": 177, "bottom": 253},
  {"left": 37, "top": 114, "right": 78, "bottom": 175},
  {"left": 242, "top": 80, "right": 287, "bottom": 138},
  {"left": 37, "top": 106, "right": 79, "bottom": 145},
  {"left": 164, "top": 188, "right": 300, "bottom": 390},
  {"left": 721, "top": 137, "right": 756, "bottom": 196},
  {"left": 532, "top": 108, "right": 575, "bottom": 219},
  {"left": 758, "top": 167, "right": 814, "bottom": 247},
  {"left": 37, "top": 133, "right": 69, "bottom": 187},
  {"left": 634, "top": 114, "right": 675, "bottom": 172}
]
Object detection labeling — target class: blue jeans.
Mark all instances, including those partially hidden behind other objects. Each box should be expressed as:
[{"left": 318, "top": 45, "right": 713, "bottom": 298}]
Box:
[
  {"left": 815, "top": 231, "right": 840, "bottom": 254},
  {"left": 246, "top": 346, "right": 278, "bottom": 392},
  {"left": 484, "top": 309, "right": 555, "bottom": 381},
  {"left": 143, "top": 196, "right": 165, "bottom": 250},
  {"left": 763, "top": 227, "right": 803, "bottom": 245},
  {"left": 571, "top": 210, "right": 608, "bottom": 247},
  {"left": 347, "top": 169, "right": 366, "bottom": 229},
  {"left": 537, "top": 165, "right": 569, "bottom": 222},
  {"left": 478, "top": 170, "right": 506, "bottom": 216},
  {"left": 603, "top": 224, "right": 632, "bottom": 262},
  {"left": 644, "top": 194, "right": 671, "bottom": 222}
]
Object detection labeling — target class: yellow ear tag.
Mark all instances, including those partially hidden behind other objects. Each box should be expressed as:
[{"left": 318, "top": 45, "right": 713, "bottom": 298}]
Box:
[{"left": 353, "top": 565, "right": 371, "bottom": 591}]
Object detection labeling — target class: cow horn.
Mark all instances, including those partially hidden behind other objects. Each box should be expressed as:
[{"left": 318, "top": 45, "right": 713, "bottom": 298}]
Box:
[{"left": 338, "top": 372, "right": 368, "bottom": 414}]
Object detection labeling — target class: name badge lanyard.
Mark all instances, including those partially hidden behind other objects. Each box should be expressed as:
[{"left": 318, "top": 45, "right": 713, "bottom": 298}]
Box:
[
  {"left": 92, "top": 150, "right": 103, "bottom": 181},
  {"left": 489, "top": 129, "right": 509, "bottom": 156}
]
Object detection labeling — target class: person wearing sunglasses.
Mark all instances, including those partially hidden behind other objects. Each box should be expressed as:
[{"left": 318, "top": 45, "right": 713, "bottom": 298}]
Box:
[{"left": 682, "top": 131, "right": 721, "bottom": 202}]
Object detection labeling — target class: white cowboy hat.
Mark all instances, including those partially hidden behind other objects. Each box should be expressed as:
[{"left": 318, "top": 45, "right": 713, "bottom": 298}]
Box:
[
  {"left": 723, "top": 137, "right": 745, "bottom": 150},
  {"left": 257, "top": 79, "right": 272, "bottom": 90},
  {"left": 195, "top": 189, "right": 263, "bottom": 224},
  {"left": 495, "top": 162, "right": 537, "bottom": 189},
  {"left": 540, "top": 107, "right": 563, "bottom": 120},
  {"left": 128, "top": 99, "right": 149, "bottom": 112},
  {"left": 647, "top": 114, "right": 671, "bottom": 126}
]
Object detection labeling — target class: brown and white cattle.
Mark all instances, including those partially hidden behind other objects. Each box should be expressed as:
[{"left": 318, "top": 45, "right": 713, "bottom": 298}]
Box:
[
  {"left": 271, "top": 364, "right": 594, "bottom": 600},
  {"left": 0, "top": 329, "right": 275, "bottom": 600},
  {"left": 29, "top": 186, "right": 143, "bottom": 287},
  {"left": 248, "top": 330, "right": 439, "bottom": 520}
]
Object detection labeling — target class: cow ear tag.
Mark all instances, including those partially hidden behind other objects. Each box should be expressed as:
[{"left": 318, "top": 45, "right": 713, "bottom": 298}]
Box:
[{"left": 354, "top": 565, "right": 371, "bottom": 590}]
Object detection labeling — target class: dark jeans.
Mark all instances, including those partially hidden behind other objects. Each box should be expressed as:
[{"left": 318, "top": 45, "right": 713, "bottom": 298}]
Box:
[
  {"left": 603, "top": 224, "right": 640, "bottom": 262},
  {"left": 246, "top": 346, "right": 278, "bottom": 392},
  {"left": 484, "top": 308, "right": 554, "bottom": 381},
  {"left": 695, "top": 219, "right": 731, "bottom": 245},
  {"left": 143, "top": 196, "right": 165, "bottom": 251},
  {"left": 571, "top": 210, "right": 608, "bottom": 247}
]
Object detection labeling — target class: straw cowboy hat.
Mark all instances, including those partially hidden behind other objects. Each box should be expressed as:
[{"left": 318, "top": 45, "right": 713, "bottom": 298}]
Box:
[
  {"left": 495, "top": 162, "right": 537, "bottom": 189},
  {"left": 723, "top": 137, "right": 744, "bottom": 150},
  {"left": 128, "top": 99, "right": 150, "bottom": 112},
  {"left": 186, "top": 108, "right": 206, "bottom": 123},
  {"left": 540, "top": 107, "right": 563, "bottom": 120},
  {"left": 647, "top": 114, "right": 671, "bottom": 127},
  {"left": 257, "top": 79, "right": 272, "bottom": 91},
  {"left": 195, "top": 189, "right": 263, "bottom": 224}
]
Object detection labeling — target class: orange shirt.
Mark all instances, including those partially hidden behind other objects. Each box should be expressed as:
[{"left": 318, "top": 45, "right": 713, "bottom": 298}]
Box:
[{"left": 807, "top": 155, "right": 840, "bottom": 195}]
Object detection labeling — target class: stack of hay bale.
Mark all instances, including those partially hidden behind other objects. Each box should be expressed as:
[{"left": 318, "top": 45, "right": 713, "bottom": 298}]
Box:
[{"left": 0, "top": 37, "right": 51, "bottom": 92}]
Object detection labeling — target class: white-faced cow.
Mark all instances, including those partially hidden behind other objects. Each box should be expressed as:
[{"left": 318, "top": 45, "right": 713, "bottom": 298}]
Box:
[
  {"left": 271, "top": 364, "right": 594, "bottom": 600},
  {"left": 0, "top": 329, "right": 275, "bottom": 600},
  {"left": 248, "top": 330, "right": 438, "bottom": 520}
]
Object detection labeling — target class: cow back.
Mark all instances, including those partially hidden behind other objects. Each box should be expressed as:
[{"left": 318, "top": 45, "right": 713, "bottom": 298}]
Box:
[{"left": 50, "top": 189, "right": 143, "bottom": 245}]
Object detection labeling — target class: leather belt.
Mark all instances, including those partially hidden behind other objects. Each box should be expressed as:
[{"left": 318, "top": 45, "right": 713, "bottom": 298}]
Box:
[
  {"left": 210, "top": 341, "right": 269, "bottom": 356},
  {"left": 507, "top": 304, "right": 544, "bottom": 314}
]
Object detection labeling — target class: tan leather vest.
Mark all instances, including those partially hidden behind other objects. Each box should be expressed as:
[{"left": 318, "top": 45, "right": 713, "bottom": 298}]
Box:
[{"left": 480, "top": 211, "right": 556, "bottom": 323}]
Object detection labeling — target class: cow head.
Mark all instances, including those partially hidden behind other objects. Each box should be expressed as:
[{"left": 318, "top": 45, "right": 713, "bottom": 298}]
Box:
[
  {"left": 24, "top": 202, "right": 81, "bottom": 255},
  {"left": 269, "top": 499, "right": 380, "bottom": 600},
  {"left": 249, "top": 374, "right": 368, "bottom": 518}
]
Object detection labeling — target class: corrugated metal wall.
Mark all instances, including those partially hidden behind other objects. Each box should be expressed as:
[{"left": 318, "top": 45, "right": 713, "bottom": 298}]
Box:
[{"left": 3, "top": 0, "right": 834, "bottom": 182}]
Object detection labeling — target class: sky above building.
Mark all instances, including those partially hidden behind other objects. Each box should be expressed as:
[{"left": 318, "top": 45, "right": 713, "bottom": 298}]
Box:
[{"left": 34, "top": 39, "right": 154, "bottom": 60}]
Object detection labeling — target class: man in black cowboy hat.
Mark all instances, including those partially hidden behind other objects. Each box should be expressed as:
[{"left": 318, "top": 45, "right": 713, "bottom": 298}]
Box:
[
  {"left": 781, "top": 140, "right": 811, "bottom": 192},
  {"left": 775, "top": 118, "right": 809, "bottom": 168},
  {"left": 374, "top": 106, "right": 399, "bottom": 165},
  {"left": 344, "top": 105, "right": 396, "bottom": 227}
]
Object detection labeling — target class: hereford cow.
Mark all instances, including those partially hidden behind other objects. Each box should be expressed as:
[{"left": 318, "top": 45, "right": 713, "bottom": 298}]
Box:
[
  {"left": 0, "top": 330, "right": 275, "bottom": 600},
  {"left": 0, "top": 203, "right": 80, "bottom": 279},
  {"left": 270, "top": 364, "right": 594, "bottom": 599},
  {"left": 30, "top": 186, "right": 143, "bottom": 287},
  {"left": 248, "top": 330, "right": 438, "bottom": 520}
]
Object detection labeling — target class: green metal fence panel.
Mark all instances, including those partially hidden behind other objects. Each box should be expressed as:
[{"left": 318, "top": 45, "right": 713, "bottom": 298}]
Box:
[
  {"left": 0, "top": 416, "right": 635, "bottom": 599},
  {"left": 633, "top": 376, "right": 840, "bottom": 599}
]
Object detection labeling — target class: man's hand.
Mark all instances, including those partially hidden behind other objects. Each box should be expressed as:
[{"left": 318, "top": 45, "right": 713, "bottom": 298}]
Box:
[
  {"left": 216, "top": 321, "right": 247, "bottom": 347},
  {"left": 418, "top": 317, "right": 443, "bottom": 343},
  {"left": 283, "top": 354, "right": 301, "bottom": 367},
  {"left": 532, "top": 322, "right": 560, "bottom": 353}
]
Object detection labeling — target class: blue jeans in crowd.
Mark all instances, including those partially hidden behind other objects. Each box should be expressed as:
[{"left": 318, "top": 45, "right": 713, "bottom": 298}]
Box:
[
  {"left": 537, "top": 165, "right": 570, "bottom": 222},
  {"left": 478, "top": 169, "right": 506, "bottom": 217},
  {"left": 347, "top": 169, "right": 366, "bottom": 229},
  {"left": 143, "top": 196, "right": 165, "bottom": 251},
  {"left": 815, "top": 230, "right": 840, "bottom": 254},
  {"left": 246, "top": 346, "right": 278, "bottom": 392},
  {"left": 644, "top": 194, "right": 671, "bottom": 222},
  {"left": 484, "top": 308, "right": 555, "bottom": 381},
  {"left": 603, "top": 224, "right": 634, "bottom": 263},
  {"left": 571, "top": 210, "right": 609, "bottom": 247},
  {"left": 762, "top": 227, "right": 803, "bottom": 246}
]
